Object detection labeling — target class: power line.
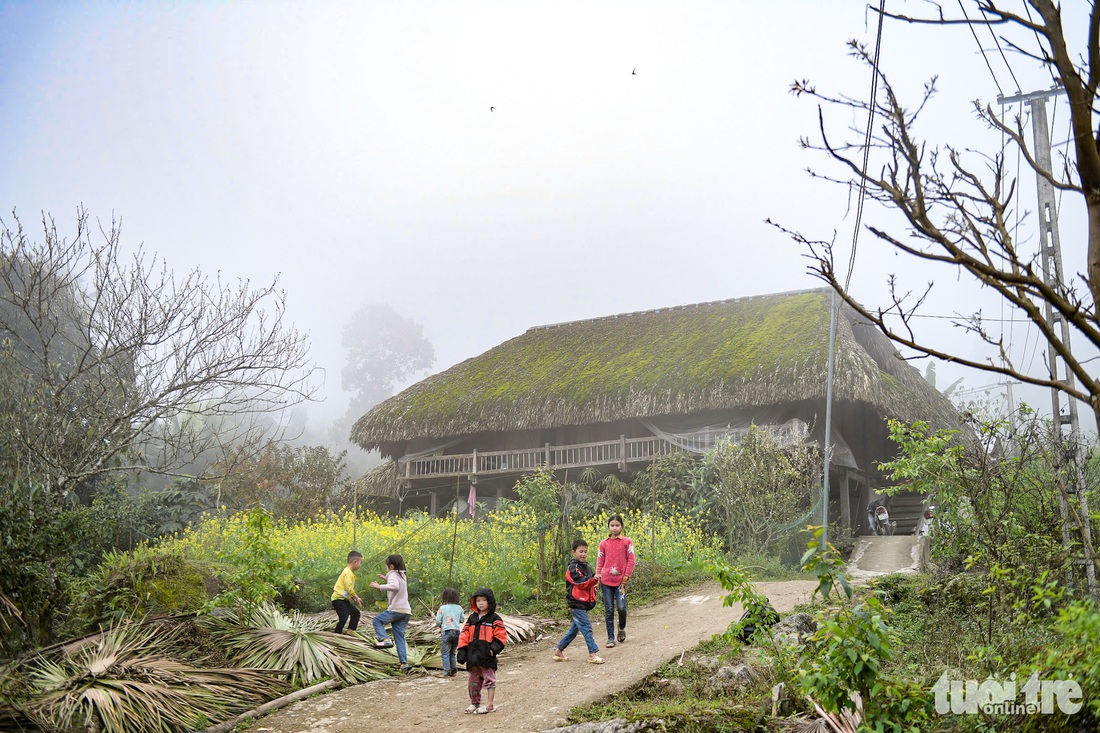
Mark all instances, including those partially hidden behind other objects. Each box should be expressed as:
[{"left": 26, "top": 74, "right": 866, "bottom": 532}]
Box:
[
  {"left": 958, "top": 0, "right": 1005, "bottom": 97},
  {"left": 844, "top": 0, "right": 886, "bottom": 291},
  {"left": 980, "top": 3, "right": 1022, "bottom": 92}
]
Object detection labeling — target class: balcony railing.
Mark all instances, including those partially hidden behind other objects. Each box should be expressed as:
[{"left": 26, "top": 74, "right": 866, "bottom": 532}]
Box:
[
  {"left": 397, "top": 422, "right": 810, "bottom": 483},
  {"left": 398, "top": 435, "right": 678, "bottom": 481}
]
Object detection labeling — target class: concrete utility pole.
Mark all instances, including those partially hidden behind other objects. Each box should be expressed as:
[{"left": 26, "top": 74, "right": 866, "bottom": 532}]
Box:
[{"left": 999, "top": 87, "right": 1097, "bottom": 601}]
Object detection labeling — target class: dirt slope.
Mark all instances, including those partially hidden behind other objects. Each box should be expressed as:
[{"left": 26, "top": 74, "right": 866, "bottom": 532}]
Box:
[{"left": 242, "top": 580, "right": 817, "bottom": 733}]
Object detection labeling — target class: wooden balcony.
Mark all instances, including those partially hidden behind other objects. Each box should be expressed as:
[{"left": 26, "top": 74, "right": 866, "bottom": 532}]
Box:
[{"left": 396, "top": 423, "right": 807, "bottom": 483}]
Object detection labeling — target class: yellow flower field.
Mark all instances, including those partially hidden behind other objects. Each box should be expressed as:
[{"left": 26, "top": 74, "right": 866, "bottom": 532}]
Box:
[{"left": 163, "top": 505, "right": 722, "bottom": 611}]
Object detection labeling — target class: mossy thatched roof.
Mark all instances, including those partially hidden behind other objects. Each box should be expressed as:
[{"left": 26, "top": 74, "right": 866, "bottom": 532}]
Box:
[{"left": 351, "top": 289, "right": 961, "bottom": 451}]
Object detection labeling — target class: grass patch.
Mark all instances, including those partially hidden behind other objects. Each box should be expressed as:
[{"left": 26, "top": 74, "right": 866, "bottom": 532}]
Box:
[{"left": 567, "top": 646, "right": 780, "bottom": 733}]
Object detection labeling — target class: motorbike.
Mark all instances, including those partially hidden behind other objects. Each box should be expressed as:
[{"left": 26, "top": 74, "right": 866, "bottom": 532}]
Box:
[
  {"left": 915, "top": 505, "right": 935, "bottom": 537},
  {"left": 869, "top": 503, "right": 895, "bottom": 536}
]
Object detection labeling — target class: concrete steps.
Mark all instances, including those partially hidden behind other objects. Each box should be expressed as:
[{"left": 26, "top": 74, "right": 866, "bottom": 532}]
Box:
[{"left": 846, "top": 535, "right": 929, "bottom": 582}]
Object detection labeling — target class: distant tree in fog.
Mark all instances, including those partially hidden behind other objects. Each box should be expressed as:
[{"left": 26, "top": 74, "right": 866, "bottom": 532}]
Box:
[{"left": 336, "top": 303, "right": 435, "bottom": 441}]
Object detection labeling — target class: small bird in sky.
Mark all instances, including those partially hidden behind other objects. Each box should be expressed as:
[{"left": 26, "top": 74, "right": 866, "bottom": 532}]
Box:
[
  {"left": 631, "top": 67, "right": 636, "bottom": 75},
  {"left": 490, "top": 106, "right": 495, "bottom": 112}
]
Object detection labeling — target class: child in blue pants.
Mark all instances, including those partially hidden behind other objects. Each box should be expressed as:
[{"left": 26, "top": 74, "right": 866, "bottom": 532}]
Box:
[
  {"left": 435, "top": 587, "right": 465, "bottom": 676},
  {"left": 551, "top": 539, "right": 605, "bottom": 664}
]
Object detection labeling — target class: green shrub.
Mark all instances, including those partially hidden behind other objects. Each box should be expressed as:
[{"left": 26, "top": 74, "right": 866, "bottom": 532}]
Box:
[{"left": 67, "top": 546, "right": 212, "bottom": 634}]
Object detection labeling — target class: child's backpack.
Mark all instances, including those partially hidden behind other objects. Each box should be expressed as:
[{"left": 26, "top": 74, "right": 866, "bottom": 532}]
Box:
[{"left": 734, "top": 599, "right": 780, "bottom": 643}]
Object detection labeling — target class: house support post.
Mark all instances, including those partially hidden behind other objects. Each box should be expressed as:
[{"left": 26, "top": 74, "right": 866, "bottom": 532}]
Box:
[{"left": 840, "top": 467, "right": 851, "bottom": 533}]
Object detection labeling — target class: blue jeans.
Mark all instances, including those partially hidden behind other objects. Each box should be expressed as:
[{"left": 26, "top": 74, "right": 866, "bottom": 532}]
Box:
[
  {"left": 440, "top": 629, "right": 460, "bottom": 674},
  {"left": 602, "top": 584, "right": 627, "bottom": 641},
  {"left": 372, "top": 609, "right": 412, "bottom": 664},
  {"left": 554, "top": 607, "right": 599, "bottom": 654}
]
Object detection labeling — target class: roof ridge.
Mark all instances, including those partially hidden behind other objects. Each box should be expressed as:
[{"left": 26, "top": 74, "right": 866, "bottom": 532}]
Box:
[{"left": 527, "top": 287, "right": 834, "bottom": 332}]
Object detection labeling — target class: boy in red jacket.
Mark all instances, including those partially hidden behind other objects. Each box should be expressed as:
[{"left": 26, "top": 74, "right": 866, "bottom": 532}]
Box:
[
  {"left": 596, "top": 514, "right": 635, "bottom": 647},
  {"left": 457, "top": 587, "right": 507, "bottom": 714},
  {"left": 550, "top": 539, "right": 605, "bottom": 664}
]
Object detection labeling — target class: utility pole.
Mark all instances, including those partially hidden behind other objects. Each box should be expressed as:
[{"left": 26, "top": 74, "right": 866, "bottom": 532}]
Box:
[{"left": 999, "top": 87, "right": 1097, "bottom": 601}]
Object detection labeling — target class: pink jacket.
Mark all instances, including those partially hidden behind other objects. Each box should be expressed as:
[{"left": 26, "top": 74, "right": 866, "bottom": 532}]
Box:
[{"left": 596, "top": 535, "right": 635, "bottom": 587}]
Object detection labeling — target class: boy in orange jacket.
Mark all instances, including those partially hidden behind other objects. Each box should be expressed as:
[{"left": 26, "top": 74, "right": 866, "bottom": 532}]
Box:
[
  {"left": 456, "top": 587, "right": 507, "bottom": 714},
  {"left": 551, "top": 538, "right": 605, "bottom": 664}
]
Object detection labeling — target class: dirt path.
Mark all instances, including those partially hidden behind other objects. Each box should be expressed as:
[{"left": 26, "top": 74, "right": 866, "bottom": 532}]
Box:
[{"left": 243, "top": 580, "right": 817, "bottom": 733}]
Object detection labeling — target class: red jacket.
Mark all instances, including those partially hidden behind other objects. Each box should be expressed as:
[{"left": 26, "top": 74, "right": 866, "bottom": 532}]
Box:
[
  {"left": 565, "top": 558, "right": 598, "bottom": 610},
  {"left": 596, "top": 535, "right": 635, "bottom": 587},
  {"left": 457, "top": 587, "right": 508, "bottom": 669}
]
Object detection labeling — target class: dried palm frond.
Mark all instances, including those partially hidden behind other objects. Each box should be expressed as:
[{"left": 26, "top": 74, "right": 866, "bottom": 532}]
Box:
[
  {"left": 202, "top": 603, "right": 399, "bottom": 686},
  {"left": 499, "top": 613, "right": 539, "bottom": 643},
  {"left": 21, "top": 621, "right": 282, "bottom": 733},
  {"left": 0, "top": 590, "right": 23, "bottom": 632},
  {"left": 799, "top": 693, "right": 863, "bottom": 733}
]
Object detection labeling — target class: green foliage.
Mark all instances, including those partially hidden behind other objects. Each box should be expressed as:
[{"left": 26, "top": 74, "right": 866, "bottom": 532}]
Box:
[
  {"left": 1013, "top": 600, "right": 1100, "bottom": 732},
  {"left": 204, "top": 506, "right": 297, "bottom": 621},
  {"left": 512, "top": 467, "right": 570, "bottom": 595},
  {"left": 67, "top": 546, "right": 212, "bottom": 635},
  {"left": 701, "top": 426, "right": 821, "bottom": 556},
  {"left": 796, "top": 527, "right": 933, "bottom": 731},
  {"left": 880, "top": 417, "right": 1074, "bottom": 578},
  {"left": 711, "top": 562, "right": 773, "bottom": 643}
]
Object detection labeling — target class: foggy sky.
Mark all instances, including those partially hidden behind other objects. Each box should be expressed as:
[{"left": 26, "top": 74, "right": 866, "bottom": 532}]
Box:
[{"left": 1, "top": 1, "right": 1090, "bottom": 444}]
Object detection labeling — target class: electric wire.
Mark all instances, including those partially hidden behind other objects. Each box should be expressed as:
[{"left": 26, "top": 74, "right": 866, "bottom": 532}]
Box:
[
  {"left": 843, "top": 0, "right": 885, "bottom": 291},
  {"left": 980, "top": 3, "right": 1022, "bottom": 92},
  {"left": 958, "top": 0, "right": 1005, "bottom": 97}
]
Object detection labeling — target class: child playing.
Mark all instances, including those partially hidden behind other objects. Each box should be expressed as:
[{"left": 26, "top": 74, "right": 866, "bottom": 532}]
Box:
[
  {"left": 331, "top": 550, "right": 363, "bottom": 634},
  {"left": 434, "top": 587, "right": 465, "bottom": 677},
  {"left": 550, "top": 539, "right": 604, "bottom": 664},
  {"left": 369, "top": 554, "right": 413, "bottom": 671},
  {"left": 456, "top": 587, "right": 507, "bottom": 714},
  {"left": 596, "top": 514, "right": 635, "bottom": 647}
]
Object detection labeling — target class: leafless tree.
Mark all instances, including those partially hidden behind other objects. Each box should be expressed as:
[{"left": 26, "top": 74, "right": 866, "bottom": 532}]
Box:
[
  {"left": 0, "top": 207, "right": 320, "bottom": 497},
  {"left": 771, "top": 2, "right": 1100, "bottom": 591},
  {"left": 774, "top": 1, "right": 1100, "bottom": 429}
]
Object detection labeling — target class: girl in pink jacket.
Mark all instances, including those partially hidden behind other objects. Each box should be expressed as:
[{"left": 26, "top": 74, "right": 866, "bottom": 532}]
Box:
[{"left": 596, "top": 514, "right": 635, "bottom": 647}]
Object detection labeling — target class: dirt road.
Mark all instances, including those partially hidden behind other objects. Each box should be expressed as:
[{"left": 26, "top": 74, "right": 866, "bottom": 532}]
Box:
[{"left": 243, "top": 580, "right": 817, "bottom": 733}]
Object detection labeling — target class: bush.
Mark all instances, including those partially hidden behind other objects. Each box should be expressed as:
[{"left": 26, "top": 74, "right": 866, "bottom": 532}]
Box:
[{"left": 66, "top": 546, "right": 213, "bottom": 635}]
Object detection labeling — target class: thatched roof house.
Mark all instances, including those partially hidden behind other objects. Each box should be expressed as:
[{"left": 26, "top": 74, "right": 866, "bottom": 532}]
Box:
[{"left": 351, "top": 288, "right": 963, "bottom": 531}]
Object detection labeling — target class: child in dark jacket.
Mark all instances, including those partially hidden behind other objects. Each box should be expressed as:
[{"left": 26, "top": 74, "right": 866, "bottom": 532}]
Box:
[
  {"left": 551, "top": 539, "right": 605, "bottom": 664},
  {"left": 456, "top": 587, "right": 507, "bottom": 714}
]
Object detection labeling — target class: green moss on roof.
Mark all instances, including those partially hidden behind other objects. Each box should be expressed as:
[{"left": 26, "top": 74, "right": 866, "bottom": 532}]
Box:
[{"left": 351, "top": 289, "right": 960, "bottom": 449}]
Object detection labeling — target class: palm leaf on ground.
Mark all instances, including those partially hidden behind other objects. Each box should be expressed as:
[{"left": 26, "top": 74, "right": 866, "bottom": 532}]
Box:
[
  {"left": 21, "top": 622, "right": 283, "bottom": 733},
  {"left": 203, "top": 603, "right": 400, "bottom": 685}
]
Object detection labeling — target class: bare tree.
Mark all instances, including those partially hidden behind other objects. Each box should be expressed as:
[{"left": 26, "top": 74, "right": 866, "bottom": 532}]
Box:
[
  {"left": 0, "top": 208, "right": 320, "bottom": 492},
  {"left": 774, "top": 2, "right": 1100, "bottom": 429},
  {"left": 0, "top": 208, "right": 320, "bottom": 648}
]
